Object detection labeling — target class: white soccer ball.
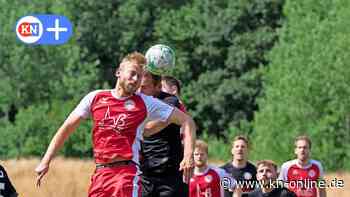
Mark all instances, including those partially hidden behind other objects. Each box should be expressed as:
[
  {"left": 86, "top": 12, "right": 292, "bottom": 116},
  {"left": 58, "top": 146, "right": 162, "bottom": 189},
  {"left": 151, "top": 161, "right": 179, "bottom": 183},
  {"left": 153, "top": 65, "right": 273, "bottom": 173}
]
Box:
[{"left": 145, "top": 44, "right": 175, "bottom": 75}]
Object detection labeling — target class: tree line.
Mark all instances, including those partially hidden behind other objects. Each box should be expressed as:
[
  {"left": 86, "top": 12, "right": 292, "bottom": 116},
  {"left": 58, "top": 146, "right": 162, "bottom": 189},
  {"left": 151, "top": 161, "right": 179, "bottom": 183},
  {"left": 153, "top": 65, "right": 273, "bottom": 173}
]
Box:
[{"left": 0, "top": 0, "right": 349, "bottom": 171}]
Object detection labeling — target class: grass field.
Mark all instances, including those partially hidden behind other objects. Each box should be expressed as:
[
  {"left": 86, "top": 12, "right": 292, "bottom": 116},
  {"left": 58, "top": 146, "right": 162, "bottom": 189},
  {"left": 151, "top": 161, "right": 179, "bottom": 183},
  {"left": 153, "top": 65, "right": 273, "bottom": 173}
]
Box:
[{"left": 1, "top": 158, "right": 349, "bottom": 197}]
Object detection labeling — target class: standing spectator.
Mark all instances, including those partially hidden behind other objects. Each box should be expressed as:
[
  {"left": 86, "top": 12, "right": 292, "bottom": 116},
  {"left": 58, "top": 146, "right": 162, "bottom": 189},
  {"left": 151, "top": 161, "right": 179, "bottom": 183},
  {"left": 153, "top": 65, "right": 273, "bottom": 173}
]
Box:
[
  {"left": 190, "top": 140, "right": 236, "bottom": 197},
  {"left": 279, "top": 135, "right": 327, "bottom": 197},
  {"left": 221, "top": 135, "right": 257, "bottom": 196},
  {"left": 243, "top": 160, "right": 296, "bottom": 197}
]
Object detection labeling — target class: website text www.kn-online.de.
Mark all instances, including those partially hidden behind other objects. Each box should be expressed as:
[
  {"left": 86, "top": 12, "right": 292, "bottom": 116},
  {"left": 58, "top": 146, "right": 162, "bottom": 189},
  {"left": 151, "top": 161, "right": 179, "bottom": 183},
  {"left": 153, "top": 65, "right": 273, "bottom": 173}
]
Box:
[{"left": 220, "top": 177, "right": 345, "bottom": 190}]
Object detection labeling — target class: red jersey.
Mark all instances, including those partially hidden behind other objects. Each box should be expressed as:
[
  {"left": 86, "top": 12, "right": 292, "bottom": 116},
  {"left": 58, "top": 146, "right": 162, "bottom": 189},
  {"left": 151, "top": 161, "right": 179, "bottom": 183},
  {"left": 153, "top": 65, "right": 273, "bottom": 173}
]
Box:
[
  {"left": 279, "top": 159, "right": 324, "bottom": 197},
  {"left": 190, "top": 166, "right": 235, "bottom": 197},
  {"left": 72, "top": 90, "right": 174, "bottom": 164}
]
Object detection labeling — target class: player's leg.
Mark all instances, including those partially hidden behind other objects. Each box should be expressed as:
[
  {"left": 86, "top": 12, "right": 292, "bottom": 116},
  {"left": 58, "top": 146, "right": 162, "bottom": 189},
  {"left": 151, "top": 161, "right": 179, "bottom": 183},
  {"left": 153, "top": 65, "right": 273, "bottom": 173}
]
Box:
[{"left": 88, "top": 164, "right": 141, "bottom": 197}]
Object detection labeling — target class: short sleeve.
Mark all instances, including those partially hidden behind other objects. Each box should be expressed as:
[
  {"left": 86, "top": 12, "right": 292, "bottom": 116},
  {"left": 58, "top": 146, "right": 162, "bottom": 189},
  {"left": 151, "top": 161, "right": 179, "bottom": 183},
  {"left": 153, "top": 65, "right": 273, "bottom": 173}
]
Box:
[
  {"left": 278, "top": 163, "right": 288, "bottom": 182},
  {"left": 313, "top": 160, "right": 325, "bottom": 178},
  {"left": 71, "top": 90, "right": 100, "bottom": 119},
  {"left": 140, "top": 93, "right": 174, "bottom": 122}
]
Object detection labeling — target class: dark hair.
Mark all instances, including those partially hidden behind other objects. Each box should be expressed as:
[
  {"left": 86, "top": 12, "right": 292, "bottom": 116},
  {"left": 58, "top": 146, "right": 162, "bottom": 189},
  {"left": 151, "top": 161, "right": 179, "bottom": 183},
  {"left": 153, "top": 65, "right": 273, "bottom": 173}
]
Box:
[
  {"left": 162, "top": 75, "right": 181, "bottom": 95},
  {"left": 145, "top": 71, "right": 162, "bottom": 86}
]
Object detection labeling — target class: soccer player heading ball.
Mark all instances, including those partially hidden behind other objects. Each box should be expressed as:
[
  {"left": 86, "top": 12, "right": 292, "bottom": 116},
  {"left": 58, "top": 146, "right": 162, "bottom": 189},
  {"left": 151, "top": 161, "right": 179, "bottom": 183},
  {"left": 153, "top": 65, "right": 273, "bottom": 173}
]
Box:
[
  {"left": 140, "top": 45, "right": 193, "bottom": 197},
  {"left": 35, "top": 52, "right": 196, "bottom": 197}
]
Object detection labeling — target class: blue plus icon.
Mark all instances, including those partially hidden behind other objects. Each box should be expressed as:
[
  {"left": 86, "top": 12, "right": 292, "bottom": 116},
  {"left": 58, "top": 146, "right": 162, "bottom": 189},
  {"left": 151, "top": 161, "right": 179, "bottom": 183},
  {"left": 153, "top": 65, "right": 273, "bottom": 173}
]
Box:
[
  {"left": 46, "top": 19, "right": 68, "bottom": 40},
  {"left": 15, "top": 14, "right": 73, "bottom": 45}
]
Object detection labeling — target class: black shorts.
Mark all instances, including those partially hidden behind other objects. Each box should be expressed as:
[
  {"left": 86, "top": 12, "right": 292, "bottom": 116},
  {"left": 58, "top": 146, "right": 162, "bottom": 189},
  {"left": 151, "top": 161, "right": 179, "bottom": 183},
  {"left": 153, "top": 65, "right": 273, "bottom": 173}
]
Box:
[{"left": 141, "top": 173, "right": 188, "bottom": 197}]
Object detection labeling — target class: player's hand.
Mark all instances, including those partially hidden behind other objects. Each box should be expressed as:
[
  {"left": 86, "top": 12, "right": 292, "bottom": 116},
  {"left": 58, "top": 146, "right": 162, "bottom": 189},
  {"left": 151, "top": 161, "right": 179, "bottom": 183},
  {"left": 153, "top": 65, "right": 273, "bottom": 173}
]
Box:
[
  {"left": 179, "top": 154, "right": 194, "bottom": 184},
  {"left": 35, "top": 161, "right": 50, "bottom": 187}
]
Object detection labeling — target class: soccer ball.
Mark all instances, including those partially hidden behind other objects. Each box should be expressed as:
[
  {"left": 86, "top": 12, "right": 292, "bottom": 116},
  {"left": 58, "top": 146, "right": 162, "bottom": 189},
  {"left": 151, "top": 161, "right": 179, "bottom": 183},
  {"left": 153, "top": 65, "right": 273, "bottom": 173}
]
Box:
[{"left": 145, "top": 44, "right": 175, "bottom": 75}]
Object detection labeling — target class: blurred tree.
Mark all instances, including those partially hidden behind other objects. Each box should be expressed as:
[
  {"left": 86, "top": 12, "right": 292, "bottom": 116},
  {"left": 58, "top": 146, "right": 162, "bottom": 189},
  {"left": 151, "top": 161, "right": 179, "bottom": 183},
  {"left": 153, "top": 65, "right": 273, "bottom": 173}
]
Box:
[
  {"left": 0, "top": 0, "right": 97, "bottom": 158},
  {"left": 0, "top": 100, "right": 92, "bottom": 159},
  {"left": 253, "top": 0, "right": 350, "bottom": 170},
  {"left": 0, "top": 0, "right": 98, "bottom": 117},
  {"left": 0, "top": 0, "right": 285, "bottom": 159},
  {"left": 154, "top": 0, "right": 284, "bottom": 136},
  {"left": 68, "top": 0, "right": 189, "bottom": 86}
]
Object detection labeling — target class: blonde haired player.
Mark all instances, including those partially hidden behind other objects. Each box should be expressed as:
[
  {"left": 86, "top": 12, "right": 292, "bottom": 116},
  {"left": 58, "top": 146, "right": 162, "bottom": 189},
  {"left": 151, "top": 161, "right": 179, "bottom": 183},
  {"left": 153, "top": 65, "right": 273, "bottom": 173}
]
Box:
[
  {"left": 190, "top": 140, "right": 238, "bottom": 197},
  {"left": 35, "top": 52, "right": 196, "bottom": 197}
]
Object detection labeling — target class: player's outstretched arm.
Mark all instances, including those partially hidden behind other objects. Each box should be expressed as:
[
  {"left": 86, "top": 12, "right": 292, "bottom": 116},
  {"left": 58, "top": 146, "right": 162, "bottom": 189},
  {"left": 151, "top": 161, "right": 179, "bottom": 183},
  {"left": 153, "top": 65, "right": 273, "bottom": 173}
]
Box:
[
  {"left": 143, "top": 119, "right": 169, "bottom": 137},
  {"left": 167, "top": 108, "right": 196, "bottom": 183},
  {"left": 35, "top": 113, "right": 82, "bottom": 187},
  {"left": 143, "top": 95, "right": 181, "bottom": 137}
]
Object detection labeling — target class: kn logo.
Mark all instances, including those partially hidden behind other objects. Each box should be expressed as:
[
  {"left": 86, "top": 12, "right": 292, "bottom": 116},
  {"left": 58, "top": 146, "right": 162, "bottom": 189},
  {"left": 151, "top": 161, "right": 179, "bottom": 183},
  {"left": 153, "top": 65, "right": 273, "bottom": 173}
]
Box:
[{"left": 15, "top": 15, "right": 73, "bottom": 45}]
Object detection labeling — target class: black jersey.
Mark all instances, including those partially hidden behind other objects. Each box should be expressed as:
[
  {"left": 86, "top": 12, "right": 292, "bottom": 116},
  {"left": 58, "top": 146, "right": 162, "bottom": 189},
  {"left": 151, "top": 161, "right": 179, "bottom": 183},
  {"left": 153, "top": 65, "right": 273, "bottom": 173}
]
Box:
[
  {"left": 221, "top": 161, "right": 257, "bottom": 197},
  {"left": 0, "top": 165, "right": 18, "bottom": 197},
  {"left": 141, "top": 91, "right": 183, "bottom": 175},
  {"left": 243, "top": 188, "right": 297, "bottom": 197}
]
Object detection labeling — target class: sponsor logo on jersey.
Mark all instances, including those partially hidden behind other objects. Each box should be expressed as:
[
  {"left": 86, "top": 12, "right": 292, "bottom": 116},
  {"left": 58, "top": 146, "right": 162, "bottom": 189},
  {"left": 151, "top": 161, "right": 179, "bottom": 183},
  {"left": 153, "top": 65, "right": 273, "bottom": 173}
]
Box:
[
  {"left": 308, "top": 169, "right": 316, "bottom": 178},
  {"left": 125, "top": 99, "right": 136, "bottom": 111},
  {"left": 99, "top": 97, "right": 109, "bottom": 104},
  {"left": 292, "top": 169, "right": 299, "bottom": 176},
  {"left": 98, "top": 107, "right": 127, "bottom": 132},
  {"left": 205, "top": 175, "right": 213, "bottom": 183}
]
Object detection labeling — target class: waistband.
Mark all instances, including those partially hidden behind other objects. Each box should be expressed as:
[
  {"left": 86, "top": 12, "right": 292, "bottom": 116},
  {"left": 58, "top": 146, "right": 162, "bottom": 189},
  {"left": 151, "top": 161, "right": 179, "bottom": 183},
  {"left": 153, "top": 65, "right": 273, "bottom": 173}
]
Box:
[{"left": 96, "top": 160, "right": 135, "bottom": 169}]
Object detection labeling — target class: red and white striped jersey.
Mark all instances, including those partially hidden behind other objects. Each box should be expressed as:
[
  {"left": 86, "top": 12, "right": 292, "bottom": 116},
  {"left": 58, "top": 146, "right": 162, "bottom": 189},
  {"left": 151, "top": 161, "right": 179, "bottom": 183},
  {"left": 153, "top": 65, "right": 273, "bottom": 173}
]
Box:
[
  {"left": 190, "top": 166, "right": 236, "bottom": 197},
  {"left": 71, "top": 89, "right": 174, "bottom": 164},
  {"left": 279, "top": 159, "right": 324, "bottom": 197}
]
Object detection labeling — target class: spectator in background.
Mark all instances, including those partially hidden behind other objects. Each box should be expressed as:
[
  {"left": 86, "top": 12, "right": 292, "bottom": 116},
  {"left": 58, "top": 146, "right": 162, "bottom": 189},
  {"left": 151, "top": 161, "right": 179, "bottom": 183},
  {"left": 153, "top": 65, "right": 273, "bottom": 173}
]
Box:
[
  {"left": 243, "top": 160, "right": 296, "bottom": 197},
  {"left": 190, "top": 140, "right": 237, "bottom": 197},
  {"left": 221, "top": 135, "right": 257, "bottom": 197},
  {"left": 279, "top": 135, "right": 327, "bottom": 197}
]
